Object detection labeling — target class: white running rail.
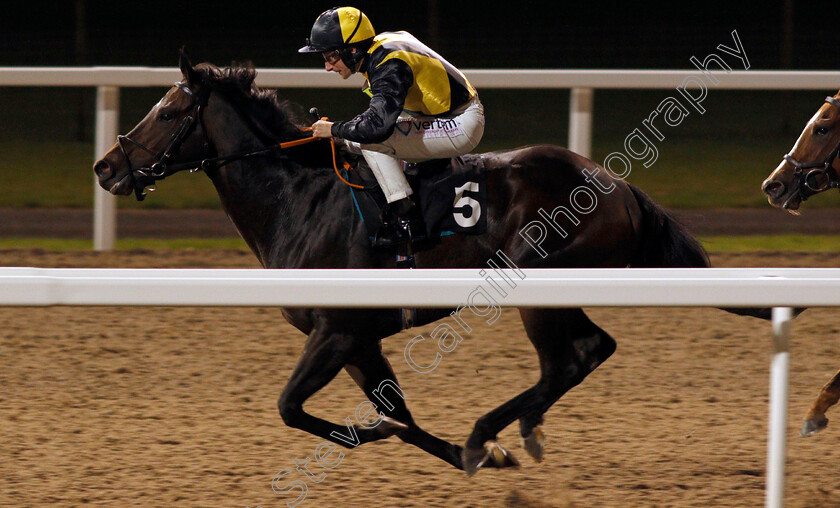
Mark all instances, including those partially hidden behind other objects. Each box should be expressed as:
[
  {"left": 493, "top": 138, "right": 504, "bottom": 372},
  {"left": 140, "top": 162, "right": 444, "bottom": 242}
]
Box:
[{"left": 0, "top": 267, "right": 839, "bottom": 307}]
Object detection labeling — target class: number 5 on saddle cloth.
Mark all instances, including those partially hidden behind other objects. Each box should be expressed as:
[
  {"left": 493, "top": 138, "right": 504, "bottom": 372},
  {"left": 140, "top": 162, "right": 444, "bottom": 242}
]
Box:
[{"left": 341, "top": 154, "right": 488, "bottom": 246}]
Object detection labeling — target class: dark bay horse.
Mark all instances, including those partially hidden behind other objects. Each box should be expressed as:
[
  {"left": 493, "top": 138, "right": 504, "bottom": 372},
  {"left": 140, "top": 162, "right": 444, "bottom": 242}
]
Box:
[
  {"left": 762, "top": 90, "right": 840, "bottom": 436},
  {"left": 94, "top": 52, "right": 765, "bottom": 475}
]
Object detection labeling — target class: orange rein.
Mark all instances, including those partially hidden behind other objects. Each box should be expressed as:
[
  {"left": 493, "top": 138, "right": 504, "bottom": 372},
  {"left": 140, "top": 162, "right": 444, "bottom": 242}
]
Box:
[{"left": 290, "top": 125, "right": 364, "bottom": 190}]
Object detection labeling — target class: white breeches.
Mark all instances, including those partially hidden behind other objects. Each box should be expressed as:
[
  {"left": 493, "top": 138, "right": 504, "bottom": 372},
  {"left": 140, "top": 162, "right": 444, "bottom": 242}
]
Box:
[{"left": 343, "top": 97, "right": 485, "bottom": 203}]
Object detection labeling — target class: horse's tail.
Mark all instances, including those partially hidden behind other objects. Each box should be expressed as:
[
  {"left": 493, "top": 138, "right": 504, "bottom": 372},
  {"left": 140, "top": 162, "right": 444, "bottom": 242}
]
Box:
[
  {"left": 628, "top": 184, "right": 710, "bottom": 269},
  {"left": 627, "top": 183, "right": 774, "bottom": 321}
]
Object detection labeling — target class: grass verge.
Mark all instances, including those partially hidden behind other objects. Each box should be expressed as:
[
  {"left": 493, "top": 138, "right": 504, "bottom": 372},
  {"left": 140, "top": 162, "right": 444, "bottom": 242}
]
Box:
[
  {"left": 698, "top": 235, "right": 840, "bottom": 253},
  {"left": 0, "top": 237, "right": 249, "bottom": 251}
]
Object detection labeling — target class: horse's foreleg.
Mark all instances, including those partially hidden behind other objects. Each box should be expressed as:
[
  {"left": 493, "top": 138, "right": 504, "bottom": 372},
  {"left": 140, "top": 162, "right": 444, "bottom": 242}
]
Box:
[
  {"left": 345, "top": 342, "right": 466, "bottom": 470},
  {"left": 803, "top": 368, "right": 840, "bottom": 436},
  {"left": 277, "top": 328, "right": 404, "bottom": 449},
  {"left": 462, "top": 308, "right": 616, "bottom": 476}
]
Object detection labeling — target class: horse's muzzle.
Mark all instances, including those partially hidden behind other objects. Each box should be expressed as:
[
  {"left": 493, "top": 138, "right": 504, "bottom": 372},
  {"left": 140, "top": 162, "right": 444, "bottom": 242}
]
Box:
[
  {"left": 93, "top": 159, "right": 112, "bottom": 181},
  {"left": 762, "top": 176, "right": 803, "bottom": 212},
  {"left": 761, "top": 178, "right": 785, "bottom": 201},
  {"left": 93, "top": 159, "right": 134, "bottom": 196},
  {"left": 762, "top": 175, "right": 791, "bottom": 207}
]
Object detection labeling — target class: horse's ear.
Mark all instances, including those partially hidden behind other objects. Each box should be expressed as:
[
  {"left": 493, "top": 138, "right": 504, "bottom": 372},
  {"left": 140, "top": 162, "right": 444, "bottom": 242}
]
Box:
[{"left": 178, "top": 46, "right": 199, "bottom": 84}]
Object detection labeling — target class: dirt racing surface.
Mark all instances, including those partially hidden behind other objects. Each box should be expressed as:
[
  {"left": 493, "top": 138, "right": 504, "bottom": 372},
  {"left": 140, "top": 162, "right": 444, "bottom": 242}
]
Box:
[{"left": 2, "top": 249, "right": 840, "bottom": 507}]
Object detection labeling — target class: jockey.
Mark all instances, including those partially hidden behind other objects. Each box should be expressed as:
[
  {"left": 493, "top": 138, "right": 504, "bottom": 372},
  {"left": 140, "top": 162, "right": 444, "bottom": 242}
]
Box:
[{"left": 299, "top": 6, "right": 485, "bottom": 247}]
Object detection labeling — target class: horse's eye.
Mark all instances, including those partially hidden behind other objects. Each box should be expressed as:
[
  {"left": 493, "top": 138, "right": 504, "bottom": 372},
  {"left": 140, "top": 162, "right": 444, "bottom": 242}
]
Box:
[
  {"left": 157, "top": 111, "right": 175, "bottom": 122},
  {"left": 815, "top": 126, "right": 830, "bottom": 136}
]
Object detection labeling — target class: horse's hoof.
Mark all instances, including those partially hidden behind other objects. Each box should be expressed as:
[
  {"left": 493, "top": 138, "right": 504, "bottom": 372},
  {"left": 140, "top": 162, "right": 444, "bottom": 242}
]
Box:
[
  {"left": 522, "top": 426, "right": 545, "bottom": 462},
  {"left": 462, "top": 441, "right": 520, "bottom": 477},
  {"left": 801, "top": 415, "right": 829, "bottom": 436}
]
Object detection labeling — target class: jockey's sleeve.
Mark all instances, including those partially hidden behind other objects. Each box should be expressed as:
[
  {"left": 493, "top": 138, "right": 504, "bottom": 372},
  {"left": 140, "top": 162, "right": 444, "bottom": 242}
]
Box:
[{"left": 331, "top": 59, "right": 413, "bottom": 144}]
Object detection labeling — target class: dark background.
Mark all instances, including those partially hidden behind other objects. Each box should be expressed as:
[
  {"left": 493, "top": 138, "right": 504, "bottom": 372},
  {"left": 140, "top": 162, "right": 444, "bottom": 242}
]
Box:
[
  {"left": 0, "top": 1, "right": 837, "bottom": 145},
  {"left": 0, "top": 1, "right": 833, "bottom": 69}
]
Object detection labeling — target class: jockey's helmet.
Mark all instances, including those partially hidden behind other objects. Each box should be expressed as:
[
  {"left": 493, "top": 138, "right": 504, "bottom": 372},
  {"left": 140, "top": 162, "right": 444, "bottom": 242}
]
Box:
[{"left": 298, "top": 7, "right": 375, "bottom": 70}]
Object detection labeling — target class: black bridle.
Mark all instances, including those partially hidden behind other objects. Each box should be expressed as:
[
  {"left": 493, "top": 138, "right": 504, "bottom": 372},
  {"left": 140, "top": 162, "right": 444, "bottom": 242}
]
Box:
[
  {"left": 116, "top": 81, "right": 310, "bottom": 201},
  {"left": 116, "top": 82, "right": 213, "bottom": 200},
  {"left": 781, "top": 96, "right": 840, "bottom": 201}
]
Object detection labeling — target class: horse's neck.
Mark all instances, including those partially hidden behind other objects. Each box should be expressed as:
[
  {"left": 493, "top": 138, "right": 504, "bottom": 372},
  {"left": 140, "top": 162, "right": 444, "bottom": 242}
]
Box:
[
  {"left": 206, "top": 157, "right": 359, "bottom": 269},
  {"left": 200, "top": 93, "right": 365, "bottom": 268}
]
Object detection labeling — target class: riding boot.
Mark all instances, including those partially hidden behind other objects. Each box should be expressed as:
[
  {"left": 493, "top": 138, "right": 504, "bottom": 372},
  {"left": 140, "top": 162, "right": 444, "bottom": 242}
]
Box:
[
  {"left": 359, "top": 149, "right": 426, "bottom": 247},
  {"left": 374, "top": 196, "right": 427, "bottom": 248}
]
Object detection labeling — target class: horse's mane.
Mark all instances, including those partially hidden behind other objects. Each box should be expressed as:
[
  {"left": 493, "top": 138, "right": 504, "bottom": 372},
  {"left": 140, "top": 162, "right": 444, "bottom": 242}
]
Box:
[{"left": 193, "top": 62, "right": 307, "bottom": 140}]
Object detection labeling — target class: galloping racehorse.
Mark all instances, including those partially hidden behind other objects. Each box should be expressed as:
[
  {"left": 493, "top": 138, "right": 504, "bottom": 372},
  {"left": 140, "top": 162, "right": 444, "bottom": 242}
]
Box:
[
  {"left": 94, "top": 52, "right": 767, "bottom": 475},
  {"left": 762, "top": 91, "right": 840, "bottom": 436}
]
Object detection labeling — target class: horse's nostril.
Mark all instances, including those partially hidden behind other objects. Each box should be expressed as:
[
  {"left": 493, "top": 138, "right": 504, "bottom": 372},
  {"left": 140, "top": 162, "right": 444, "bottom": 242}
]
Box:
[
  {"left": 94, "top": 160, "right": 111, "bottom": 179},
  {"left": 762, "top": 180, "right": 784, "bottom": 198}
]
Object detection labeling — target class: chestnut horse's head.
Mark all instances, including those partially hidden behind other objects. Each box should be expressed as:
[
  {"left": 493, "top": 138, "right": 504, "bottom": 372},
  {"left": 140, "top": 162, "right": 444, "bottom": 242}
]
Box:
[
  {"left": 762, "top": 91, "right": 840, "bottom": 213},
  {"left": 93, "top": 50, "right": 213, "bottom": 200}
]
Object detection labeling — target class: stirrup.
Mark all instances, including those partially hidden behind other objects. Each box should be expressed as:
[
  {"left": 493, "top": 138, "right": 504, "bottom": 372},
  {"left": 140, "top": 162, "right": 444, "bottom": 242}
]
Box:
[
  {"left": 373, "top": 218, "right": 426, "bottom": 248},
  {"left": 373, "top": 197, "right": 426, "bottom": 248}
]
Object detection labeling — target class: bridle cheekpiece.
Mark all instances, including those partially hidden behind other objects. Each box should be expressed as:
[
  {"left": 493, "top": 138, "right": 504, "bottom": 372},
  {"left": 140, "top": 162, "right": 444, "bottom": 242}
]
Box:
[{"left": 116, "top": 81, "right": 213, "bottom": 201}]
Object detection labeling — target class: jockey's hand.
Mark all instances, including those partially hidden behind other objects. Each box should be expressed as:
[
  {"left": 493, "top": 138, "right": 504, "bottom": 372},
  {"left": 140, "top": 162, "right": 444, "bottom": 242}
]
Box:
[{"left": 311, "top": 120, "right": 334, "bottom": 138}]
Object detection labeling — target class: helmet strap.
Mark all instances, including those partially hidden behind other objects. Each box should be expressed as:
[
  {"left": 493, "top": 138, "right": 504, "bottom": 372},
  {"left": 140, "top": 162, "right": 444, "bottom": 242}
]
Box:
[{"left": 340, "top": 42, "right": 370, "bottom": 73}]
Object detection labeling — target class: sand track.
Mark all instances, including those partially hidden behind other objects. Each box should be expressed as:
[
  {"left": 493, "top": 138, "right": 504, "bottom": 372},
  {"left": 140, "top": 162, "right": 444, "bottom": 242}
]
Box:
[{"left": 1, "top": 249, "right": 839, "bottom": 507}]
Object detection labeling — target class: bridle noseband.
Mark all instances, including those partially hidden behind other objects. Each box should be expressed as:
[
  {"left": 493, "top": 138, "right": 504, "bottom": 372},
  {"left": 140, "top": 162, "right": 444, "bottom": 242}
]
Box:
[{"left": 781, "top": 96, "right": 840, "bottom": 200}]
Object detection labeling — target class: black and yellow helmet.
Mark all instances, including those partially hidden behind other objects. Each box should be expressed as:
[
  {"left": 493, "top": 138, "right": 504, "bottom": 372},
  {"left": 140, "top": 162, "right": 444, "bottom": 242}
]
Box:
[{"left": 298, "top": 7, "right": 375, "bottom": 54}]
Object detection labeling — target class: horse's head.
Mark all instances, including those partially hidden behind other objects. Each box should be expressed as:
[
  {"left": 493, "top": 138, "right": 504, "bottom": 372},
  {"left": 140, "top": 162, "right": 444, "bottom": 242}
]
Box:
[
  {"left": 762, "top": 91, "right": 840, "bottom": 213},
  {"left": 94, "top": 50, "right": 214, "bottom": 200}
]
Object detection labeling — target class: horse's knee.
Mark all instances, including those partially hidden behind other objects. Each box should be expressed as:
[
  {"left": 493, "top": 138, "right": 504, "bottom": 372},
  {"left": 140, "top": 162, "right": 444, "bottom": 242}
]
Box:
[
  {"left": 572, "top": 328, "right": 615, "bottom": 372},
  {"left": 595, "top": 332, "right": 616, "bottom": 364},
  {"left": 278, "top": 397, "right": 303, "bottom": 428}
]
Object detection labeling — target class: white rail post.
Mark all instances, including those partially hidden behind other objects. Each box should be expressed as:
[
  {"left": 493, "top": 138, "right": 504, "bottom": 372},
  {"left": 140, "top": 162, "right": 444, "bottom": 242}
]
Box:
[
  {"left": 766, "top": 306, "right": 792, "bottom": 508},
  {"left": 93, "top": 86, "right": 119, "bottom": 251},
  {"left": 568, "top": 87, "right": 593, "bottom": 159}
]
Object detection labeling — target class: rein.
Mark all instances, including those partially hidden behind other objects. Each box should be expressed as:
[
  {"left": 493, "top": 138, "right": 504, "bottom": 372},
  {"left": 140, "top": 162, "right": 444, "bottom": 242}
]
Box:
[
  {"left": 781, "top": 96, "right": 840, "bottom": 200},
  {"left": 118, "top": 81, "right": 362, "bottom": 200}
]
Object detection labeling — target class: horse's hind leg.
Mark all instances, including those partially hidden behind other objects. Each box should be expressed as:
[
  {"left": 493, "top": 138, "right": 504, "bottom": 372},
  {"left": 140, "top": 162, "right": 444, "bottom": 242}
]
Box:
[
  {"left": 462, "top": 307, "right": 616, "bottom": 476},
  {"left": 802, "top": 368, "right": 840, "bottom": 436},
  {"left": 345, "top": 342, "right": 466, "bottom": 470},
  {"left": 518, "top": 309, "right": 617, "bottom": 460}
]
